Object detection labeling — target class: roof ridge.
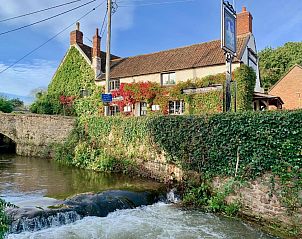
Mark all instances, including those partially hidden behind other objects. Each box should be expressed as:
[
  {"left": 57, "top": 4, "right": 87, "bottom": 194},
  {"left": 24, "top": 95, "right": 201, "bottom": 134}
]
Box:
[
  {"left": 269, "top": 64, "right": 302, "bottom": 92},
  {"left": 119, "top": 37, "right": 244, "bottom": 60}
]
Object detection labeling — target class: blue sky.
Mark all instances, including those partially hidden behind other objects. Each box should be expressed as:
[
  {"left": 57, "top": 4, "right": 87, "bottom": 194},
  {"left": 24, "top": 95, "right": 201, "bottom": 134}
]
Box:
[{"left": 0, "top": 0, "right": 301, "bottom": 97}]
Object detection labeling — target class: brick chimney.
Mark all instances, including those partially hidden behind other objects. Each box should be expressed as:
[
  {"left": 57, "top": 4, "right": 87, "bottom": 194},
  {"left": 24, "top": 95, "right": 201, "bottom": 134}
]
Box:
[
  {"left": 92, "top": 28, "right": 102, "bottom": 77},
  {"left": 70, "top": 22, "right": 83, "bottom": 45},
  {"left": 237, "top": 6, "right": 253, "bottom": 36}
]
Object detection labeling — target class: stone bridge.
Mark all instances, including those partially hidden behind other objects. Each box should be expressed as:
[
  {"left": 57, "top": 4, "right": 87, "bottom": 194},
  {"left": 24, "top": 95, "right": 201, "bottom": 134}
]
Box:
[{"left": 0, "top": 113, "right": 75, "bottom": 157}]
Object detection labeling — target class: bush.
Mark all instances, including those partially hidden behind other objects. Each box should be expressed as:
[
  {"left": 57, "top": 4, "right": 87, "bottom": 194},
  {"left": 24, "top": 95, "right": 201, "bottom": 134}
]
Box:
[{"left": 0, "top": 97, "right": 13, "bottom": 113}]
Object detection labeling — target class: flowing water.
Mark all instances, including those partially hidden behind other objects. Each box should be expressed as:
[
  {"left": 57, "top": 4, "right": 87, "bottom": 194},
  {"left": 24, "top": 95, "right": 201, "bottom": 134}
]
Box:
[{"left": 0, "top": 154, "right": 278, "bottom": 239}]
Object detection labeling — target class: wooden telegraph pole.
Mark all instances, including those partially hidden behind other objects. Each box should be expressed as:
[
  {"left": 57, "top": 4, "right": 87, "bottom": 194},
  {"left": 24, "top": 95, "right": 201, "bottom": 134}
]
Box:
[{"left": 104, "top": 0, "right": 112, "bottom": 116}]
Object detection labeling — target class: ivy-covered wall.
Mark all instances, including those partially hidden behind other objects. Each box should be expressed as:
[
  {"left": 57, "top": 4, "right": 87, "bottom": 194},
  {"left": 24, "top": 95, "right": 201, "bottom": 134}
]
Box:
[
  {"left": 112, "top": 65, "right": 256, "bottom": 115},
  {"left": 31, "top": 46, "right": 95, "bottom": 115},
  {"left": 56, "top": 110, "right": 302, "bottom": 237}
]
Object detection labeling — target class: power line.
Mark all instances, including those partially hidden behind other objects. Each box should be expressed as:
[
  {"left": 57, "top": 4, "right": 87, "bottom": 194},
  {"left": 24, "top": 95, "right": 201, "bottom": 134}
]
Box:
[
  {"left": 0, "top": 0, "right": 83, "bottom": 23},
  {"left": 118, "top": 0, "right": 195, "bottom": 7},
  {"left": 0, "top": 1, "right": 106, "bottom": 75},
  {"left": 100, "top": 9, "right": 108, "bottom": 37},
  {"left": 0, "top": 0, "right": 97, "bottom": 37}
]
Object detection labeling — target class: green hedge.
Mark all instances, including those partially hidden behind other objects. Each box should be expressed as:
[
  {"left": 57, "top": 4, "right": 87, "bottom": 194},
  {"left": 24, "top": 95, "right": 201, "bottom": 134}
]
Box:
[{"left": 57, "top": 110, "right": 302, "bottom": 184}]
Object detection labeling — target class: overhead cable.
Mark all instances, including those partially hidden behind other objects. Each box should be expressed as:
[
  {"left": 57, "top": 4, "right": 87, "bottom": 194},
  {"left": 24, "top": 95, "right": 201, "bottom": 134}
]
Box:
[
  {"left": 0, "top": 1, "right": 106, "bottom": 75},
  {"left": 0, "top": 0, "right": 97, "bottom": 36},
  {"left": 0, "top": 0, "right": 83, "bottom": 23}
]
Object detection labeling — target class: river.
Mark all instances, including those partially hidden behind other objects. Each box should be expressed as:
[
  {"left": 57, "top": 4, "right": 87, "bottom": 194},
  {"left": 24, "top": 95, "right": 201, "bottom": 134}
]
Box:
[{"left": 0, "top": 154, "right": 278, "bottom": 239}]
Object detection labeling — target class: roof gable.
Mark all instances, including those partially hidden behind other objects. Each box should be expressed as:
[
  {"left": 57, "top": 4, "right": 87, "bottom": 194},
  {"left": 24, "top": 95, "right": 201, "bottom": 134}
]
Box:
[
  {"left": 105, "top": 35, "right": 249, "bottom": 79},
  {"left": 269, "top": 64, "right": 302, "bottom": 92}
]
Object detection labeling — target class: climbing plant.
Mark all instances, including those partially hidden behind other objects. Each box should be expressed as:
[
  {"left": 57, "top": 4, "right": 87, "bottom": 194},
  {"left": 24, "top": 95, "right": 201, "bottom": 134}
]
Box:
[{"left": 31, "top": 46, "right": 95, "bottom": 115}]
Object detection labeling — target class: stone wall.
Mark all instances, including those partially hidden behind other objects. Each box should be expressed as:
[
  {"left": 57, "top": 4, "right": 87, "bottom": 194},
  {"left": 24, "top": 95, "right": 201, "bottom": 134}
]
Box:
[
  {"left": 212, "top": 175, "right": 302, "bottom": 236},
  {"left": 0, "top": 113, "right": 75, "bottom": 157}
]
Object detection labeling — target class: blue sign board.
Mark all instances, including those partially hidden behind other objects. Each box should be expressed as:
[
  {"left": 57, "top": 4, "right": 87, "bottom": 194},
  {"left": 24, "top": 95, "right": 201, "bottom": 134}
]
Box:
[{"left": 101, "top": 94, "right": 113, "bottom": 103}]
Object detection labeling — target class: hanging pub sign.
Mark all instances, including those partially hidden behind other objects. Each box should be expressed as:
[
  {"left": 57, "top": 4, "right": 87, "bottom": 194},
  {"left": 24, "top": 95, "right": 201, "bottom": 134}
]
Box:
[{"left": 221, "top": 0, "right": 237, "bottom": 56}]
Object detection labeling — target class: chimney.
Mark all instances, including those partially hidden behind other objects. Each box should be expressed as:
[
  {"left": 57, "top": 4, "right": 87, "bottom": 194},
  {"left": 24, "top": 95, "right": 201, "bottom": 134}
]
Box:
[
  {"left": 70, "top": 22, "right": 83, "bottom": 45},
  {"left": 92, "top": 28, "right": 101, "bottom": 58},
  {"left": 92, "top": 28, "right": 102, "bottom": 77},
  {"left": 237, "top": 6, "right": 253, "bottom": 36}
]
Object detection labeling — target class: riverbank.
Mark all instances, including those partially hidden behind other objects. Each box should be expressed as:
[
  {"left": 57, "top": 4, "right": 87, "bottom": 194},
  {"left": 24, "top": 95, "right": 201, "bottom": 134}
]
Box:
[
  {"left": 53, "top": 111, "right": 302, "bottom": 238},
  {"left": 1, "top": 155, "right": 278, "bottom": 239}
]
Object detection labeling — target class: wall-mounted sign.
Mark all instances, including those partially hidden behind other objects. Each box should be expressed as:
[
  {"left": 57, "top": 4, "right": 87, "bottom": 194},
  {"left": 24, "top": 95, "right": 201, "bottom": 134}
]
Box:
[
  {"left": 221, "top": 1, "right": 237, "bottom": 56},
  {"left": 101, "top": 93, "right": 113, "bottom": 103}
]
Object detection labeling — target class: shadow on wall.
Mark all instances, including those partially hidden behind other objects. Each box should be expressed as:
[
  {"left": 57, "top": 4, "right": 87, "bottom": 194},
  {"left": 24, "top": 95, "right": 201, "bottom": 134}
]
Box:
[{"left": 0, "top": 134, "right": 16, "bottom": 154}]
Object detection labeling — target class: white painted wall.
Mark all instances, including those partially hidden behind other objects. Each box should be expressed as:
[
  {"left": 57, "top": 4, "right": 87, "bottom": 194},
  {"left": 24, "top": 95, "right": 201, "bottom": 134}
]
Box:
[{"left": 240, "top": 34, "right": 264, "bottom": 93}]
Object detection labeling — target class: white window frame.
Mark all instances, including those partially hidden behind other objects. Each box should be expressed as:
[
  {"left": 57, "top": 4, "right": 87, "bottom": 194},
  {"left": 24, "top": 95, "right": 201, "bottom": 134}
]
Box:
[
  {"left": 168, "top": 100, "right": 185, "bottom": 115},
  {"left": 109, "top": 105, "right": 119, "bottom": 116},
  {"left": 123, "top": 105, "right": 132, "bottom": 113},
  {"left": 161, "top": 72, "right": 176, "bottom": 86},
  {"left": 109, "top": 79, "right": 120, "bottom": 91},
  {"left": 151, "top": 105, "right": 160, "bottom": 111}
]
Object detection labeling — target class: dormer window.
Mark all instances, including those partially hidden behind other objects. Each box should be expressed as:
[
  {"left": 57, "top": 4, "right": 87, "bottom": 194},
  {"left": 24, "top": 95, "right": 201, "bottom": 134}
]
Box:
[
  {"left": 161, "top": 72, "right": 176, "bottom": 86},
  {"left": 109, "top": 79, "right": 120, "bottom": 91}
]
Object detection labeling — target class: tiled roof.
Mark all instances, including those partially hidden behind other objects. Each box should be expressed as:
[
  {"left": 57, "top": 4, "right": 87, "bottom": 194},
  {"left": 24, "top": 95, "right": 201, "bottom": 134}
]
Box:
[
  {"left": 78, "top": 44, "right": 120, "bottom": 72},
  {"left": 102, "top": 35, "right": 249, "bottom": 79}
]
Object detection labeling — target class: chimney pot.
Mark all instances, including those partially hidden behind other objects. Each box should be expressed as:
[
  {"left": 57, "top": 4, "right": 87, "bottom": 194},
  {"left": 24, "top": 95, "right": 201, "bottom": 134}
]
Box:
[
  {"left": 76, "top": 22, "right": 80, "bottom": 31},
  {"left": 242, "top": 6, "right": 247, "bottom": 12}
]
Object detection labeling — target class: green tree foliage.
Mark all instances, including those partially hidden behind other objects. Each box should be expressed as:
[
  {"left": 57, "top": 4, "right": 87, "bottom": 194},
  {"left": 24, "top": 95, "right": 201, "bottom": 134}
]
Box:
[
  {"left": 31, "top": 46, "right": 95, "bottom": 115},
  {"left": 0, "top": 198, "right": 12, "bottom": 239},
  {"left": 9, "top": 98, "right": 23, "bottom": 108},
  {"left": 30, "top": 92, "right": 53, "bottom": 114},
  {"left": 0, "top": 97, "right": 13, "bottom": 113},
  {"left": 259, "top": 42, "right": 302, "bottom": 91}
]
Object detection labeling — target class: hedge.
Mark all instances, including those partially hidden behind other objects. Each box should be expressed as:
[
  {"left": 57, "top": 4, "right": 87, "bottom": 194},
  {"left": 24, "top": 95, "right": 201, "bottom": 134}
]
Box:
[{"left": 56, "top": 110, "right": 302, "bottom": 184}]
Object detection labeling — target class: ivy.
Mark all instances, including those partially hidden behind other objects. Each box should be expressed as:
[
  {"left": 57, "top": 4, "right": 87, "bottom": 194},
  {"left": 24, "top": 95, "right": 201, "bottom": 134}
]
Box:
[{"left": 31, "top": 46, "right": 95, "bottom": 115}]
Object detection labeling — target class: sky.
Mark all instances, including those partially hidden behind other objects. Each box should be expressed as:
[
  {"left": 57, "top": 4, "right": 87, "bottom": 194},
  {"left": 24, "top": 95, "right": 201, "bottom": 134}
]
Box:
[{"left": 0, "top": 0, "right": 301, "bottom": 97}]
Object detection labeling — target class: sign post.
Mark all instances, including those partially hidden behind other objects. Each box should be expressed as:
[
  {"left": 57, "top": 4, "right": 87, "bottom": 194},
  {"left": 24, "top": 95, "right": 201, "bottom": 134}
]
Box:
[{"left": 221, "top": 0, "right": 237, "bottom": 112}]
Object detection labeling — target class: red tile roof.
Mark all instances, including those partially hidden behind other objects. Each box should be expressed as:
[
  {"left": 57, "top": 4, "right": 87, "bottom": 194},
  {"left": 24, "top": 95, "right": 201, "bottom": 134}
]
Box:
[
  {"left": 99, "top": 35, "right": 249, "bottom": 79},
  {"left": 78, "top": 44, "right": 120, "bottom": 72}
]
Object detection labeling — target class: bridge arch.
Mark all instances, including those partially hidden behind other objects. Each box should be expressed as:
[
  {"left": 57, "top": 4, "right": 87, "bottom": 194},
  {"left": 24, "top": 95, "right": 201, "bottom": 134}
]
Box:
[{"left": 0, "top": 132, "right": 16, "bottom": 153}]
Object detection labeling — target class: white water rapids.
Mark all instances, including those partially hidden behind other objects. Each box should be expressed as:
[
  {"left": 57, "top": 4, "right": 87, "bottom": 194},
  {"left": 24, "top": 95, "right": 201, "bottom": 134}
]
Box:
[{"left": 6, "top": 202, "right": 276, "bottom": 239}]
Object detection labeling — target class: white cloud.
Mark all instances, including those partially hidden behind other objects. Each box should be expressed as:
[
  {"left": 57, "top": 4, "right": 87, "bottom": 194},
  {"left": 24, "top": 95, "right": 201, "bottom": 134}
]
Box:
[
  {"left": 0, "top": 0, "right": 136, "bottom": 43},
  {"left": 0, "top": 1, "right": 136, "bottom": 96},
  {"left": 0, "top": 60, "right": 57, "bottom": 96}
]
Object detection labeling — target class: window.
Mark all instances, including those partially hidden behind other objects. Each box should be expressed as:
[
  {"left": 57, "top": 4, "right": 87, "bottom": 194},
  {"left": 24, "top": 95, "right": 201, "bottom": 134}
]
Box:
[
  {"left": 161, "top": 72, "right": 176, "bottom": 86},
  {"left": 169, "top": 100, "right": 185, "bottom": 115},
  {"left": 123, "top": 105, "right": 132, "bottom": 113},
  {"left": 248, "top": 48, "right": 258, "bottom": 72},
  {"left": 151, "top": 105, "right": 160, "bottom": 111},
  {"left": 109, "top": 79, "right": 120, "bottom": 91},
  {"left": 109, "top": 105, "right": 119, "bottom": 116},
  {"left": 140, "top": 102, "right": 147, "bottom": 116}
]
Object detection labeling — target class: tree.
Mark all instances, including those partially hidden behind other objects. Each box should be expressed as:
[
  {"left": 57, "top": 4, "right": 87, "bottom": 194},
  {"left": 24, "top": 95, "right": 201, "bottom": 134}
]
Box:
[
  {"left": 259, "top": 42, "right": 302, "bottom": 91},
  {"left": 9, "top": 98, "right": 24, "bottom": 108},
  {"left": 0, "top": 97, "right": 13, "bottom": 113}
]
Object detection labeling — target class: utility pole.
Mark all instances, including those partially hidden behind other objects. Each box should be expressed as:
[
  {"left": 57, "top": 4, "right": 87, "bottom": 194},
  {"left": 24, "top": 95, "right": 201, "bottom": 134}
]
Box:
[{"left": 104, "top": 0, "right": 112, "bottom": 116}]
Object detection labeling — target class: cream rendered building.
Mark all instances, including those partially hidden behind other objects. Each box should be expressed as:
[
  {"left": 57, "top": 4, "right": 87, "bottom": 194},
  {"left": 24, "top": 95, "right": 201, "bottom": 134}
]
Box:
[{"left": 65, "top": 7, "right": 278, "bottom": 115}]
